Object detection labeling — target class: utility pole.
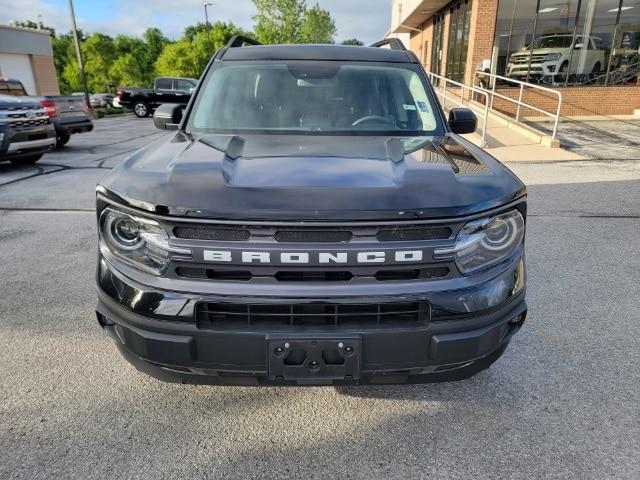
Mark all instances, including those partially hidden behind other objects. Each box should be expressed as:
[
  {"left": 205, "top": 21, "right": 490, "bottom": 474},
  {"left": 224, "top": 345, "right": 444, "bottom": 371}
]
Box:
[
  {"left": 204, "top": 3, "right": 215, "bottom": 56},
  {"left": 67, "top": 0, "right": 92, "bottom": 115}
]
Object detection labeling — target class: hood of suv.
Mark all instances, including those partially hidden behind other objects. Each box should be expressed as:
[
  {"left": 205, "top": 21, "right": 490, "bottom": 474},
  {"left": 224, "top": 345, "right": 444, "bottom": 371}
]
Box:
[
  {"left": 99, "top": 133, "right": 526, "bottom": 221},
  {"left": 0, "top": 94, "right": 41, "bottom": 109}
]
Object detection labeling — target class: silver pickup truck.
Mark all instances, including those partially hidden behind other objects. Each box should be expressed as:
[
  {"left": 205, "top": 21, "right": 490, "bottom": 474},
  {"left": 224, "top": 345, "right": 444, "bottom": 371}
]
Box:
[
  {"left": 0, "top": 93, "right": 56, "bottom": 164},
  {"left": 0, "top": 78, "right": 93, "bottom": 147}
]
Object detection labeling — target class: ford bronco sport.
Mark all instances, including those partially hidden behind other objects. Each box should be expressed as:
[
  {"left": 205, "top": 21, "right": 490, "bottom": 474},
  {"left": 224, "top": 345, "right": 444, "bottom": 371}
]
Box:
[{"left": 95, "top": 37, "right": 527, "bottom": 385}]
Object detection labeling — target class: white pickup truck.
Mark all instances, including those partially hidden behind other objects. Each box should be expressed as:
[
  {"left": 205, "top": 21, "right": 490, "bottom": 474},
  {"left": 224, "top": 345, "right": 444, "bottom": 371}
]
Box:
[{"left": 507, "top": 34, "right": 606, "bottom": 81}]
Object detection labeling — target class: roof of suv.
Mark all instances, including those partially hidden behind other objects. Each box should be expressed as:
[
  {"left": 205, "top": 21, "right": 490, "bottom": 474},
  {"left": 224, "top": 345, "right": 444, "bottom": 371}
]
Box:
[{"left": 218, "top": 44, "right": 419, "bottom": 64}]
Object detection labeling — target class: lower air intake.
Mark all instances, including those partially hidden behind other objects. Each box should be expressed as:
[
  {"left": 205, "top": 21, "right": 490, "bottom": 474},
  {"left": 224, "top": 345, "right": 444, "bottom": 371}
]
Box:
[{"left": 196, "top": 301, "right": 430, "bottom": 329}]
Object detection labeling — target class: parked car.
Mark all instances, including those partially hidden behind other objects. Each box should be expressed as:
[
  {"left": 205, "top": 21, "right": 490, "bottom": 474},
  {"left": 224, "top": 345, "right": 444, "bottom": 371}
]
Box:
[
  {"left": 507, "top": 34, "right": 606, "bottom": 81},
  {"left": 90, "top": 93, "right": 115, "bottom": 108},
  {"left": 96, "top": 36, "right": 527, "bottom": 386},
  {"left": 0, "top": 78, "right": 93, "bottom": 147},
  {"left": 116, "top": 77, "right": 198, "bottom": 118},
  {"left": 0, "top": 93, "right": 56, "bottom": 164}
]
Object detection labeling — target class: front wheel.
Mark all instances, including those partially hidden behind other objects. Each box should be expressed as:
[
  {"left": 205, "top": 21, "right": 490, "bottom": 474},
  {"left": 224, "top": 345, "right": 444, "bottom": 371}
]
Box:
[
  {"left": 133, "top": 101, "right": 149, "bottom": 118},
  {"left": 10, "top": 154, "right": 43, "bottom": 165}
]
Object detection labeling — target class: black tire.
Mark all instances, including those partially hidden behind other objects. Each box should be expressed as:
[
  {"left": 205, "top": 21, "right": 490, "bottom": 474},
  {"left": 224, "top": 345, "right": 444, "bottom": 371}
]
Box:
[
  {"left": 56, "top": 134, "right": 70, "bottom": 148},
  {"left": 560, "top": 61, "right": 569, "bottom": 73},
  {"left": 133, "top": 101, "right": 149, "bottom": 118},
  {"left": 592, "top": 62, "right": 601, "bottom": 74},
  {"left": 10, "top": 154, "right": 43, "bottom": 165}
]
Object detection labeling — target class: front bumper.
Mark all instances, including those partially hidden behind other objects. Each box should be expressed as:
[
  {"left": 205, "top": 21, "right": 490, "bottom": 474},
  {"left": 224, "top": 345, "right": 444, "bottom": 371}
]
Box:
[
  {"left": 507, "top": 63, "right": 558, "bottom": 79},
  {"left": 96, "top": 255, "right": 527, "bottom": 385},
  {"left": 0, "top": 124, "right": 56, "bottom": 160}
]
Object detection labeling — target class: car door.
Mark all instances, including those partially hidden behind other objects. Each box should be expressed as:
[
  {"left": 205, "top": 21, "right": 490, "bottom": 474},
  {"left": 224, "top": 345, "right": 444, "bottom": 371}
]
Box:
[
  {"left": 174, "top": 79, "right": 196, "bottom": 105},
  {"left": 154, "top": 78, "right": 175, "bottom": 104}
]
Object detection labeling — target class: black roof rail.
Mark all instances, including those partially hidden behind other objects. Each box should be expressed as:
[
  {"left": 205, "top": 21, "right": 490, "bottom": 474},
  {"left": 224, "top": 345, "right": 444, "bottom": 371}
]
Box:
[
  {"left": 225, "top": 35, "right": 262, "bottom": 48},
  {"left": 369, "top": 38, "right": 407, "bottom": 51}
]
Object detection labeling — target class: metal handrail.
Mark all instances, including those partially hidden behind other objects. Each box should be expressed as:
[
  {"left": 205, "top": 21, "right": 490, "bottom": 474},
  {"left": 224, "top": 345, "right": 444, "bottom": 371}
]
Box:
[
  {"left": 427, "top": 71, "right": 490, "bottom": 147},
  {"left": 474, "top": 71, "right": 562, "bottom": 139},
  {"left": 583, "top": 61, "right": 640, "bottom": 86}
]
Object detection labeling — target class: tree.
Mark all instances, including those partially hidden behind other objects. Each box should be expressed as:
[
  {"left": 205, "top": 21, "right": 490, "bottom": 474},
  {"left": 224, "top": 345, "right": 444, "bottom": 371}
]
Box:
[
  {"left": 62, "top": 60, "right": 82, "bottom": 93},
  {"left": 155, "top": 36, "right": 207, "bottom": 79},
  {"left": 155, "top": 22, "right": 248, "bottom": 78},
  {"left": 12, "top": 20, "right": 55, "bottom": 36},
  {"left": 82, "top": 33, "right": 117, "bottom": 92},
  {"left": 253, "top": 0, "right": 307, "bottom": 44},
  {"left": 184, "top": 22, "right": 210, "bottom": 42},
  {"left": 109, "top": 53, "right": 145, "bottom": 88},
  {"left": 51, "top": 32, "right": 76, "bottom": 93},
  {"left": 299, "top": 3, "right": 336, "bottom": 44},
  {"left": 341, "top": 38, "right": 364, "bottom": 46}
]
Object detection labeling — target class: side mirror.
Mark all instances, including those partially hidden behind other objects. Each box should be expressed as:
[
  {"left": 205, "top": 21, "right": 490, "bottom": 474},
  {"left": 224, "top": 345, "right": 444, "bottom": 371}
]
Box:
[
  {"left": 153, "top": 103, "right": 182, "bottom": 130},
  {"left": 448, "top": 108, "right": 477, "bottom": 135},
  {"left": 574, "top": 43, "right": 584, "bottom": 49}
]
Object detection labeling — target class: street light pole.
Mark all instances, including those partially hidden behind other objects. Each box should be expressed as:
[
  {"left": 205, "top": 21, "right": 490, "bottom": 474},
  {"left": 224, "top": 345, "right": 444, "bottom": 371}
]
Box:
[
  {"left": 67, "top": 0, "right": 91, "bottom": 115},
  {"left": 204, "top": 3, "right": 215, "bottom": 56}
]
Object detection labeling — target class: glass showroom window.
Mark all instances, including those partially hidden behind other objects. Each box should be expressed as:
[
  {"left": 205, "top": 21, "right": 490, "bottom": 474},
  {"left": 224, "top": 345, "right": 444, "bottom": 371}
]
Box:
[
  {"left": 446, "top": 0, "right": 472, "bottom": 83},
  {"left": 494, "top": 0, "right": 539, "bottom": 77},
  {"left": 494, "top": 0, "right": 640, "bottom": 86},
  {"left": 607, "top": 0, "right": 640, "bottom": 85}
]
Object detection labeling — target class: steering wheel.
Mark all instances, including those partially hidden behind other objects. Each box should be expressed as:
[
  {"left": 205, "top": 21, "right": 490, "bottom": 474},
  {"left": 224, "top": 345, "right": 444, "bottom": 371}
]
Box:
[{"left": 351, "top": 115, "right": 396, "bottom": 127}]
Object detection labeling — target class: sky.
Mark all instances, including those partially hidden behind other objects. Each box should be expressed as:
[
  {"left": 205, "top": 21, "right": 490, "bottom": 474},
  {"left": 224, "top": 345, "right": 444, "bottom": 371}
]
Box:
[{"left": 0, "top": 0, "right": 392, "bottom": 44}]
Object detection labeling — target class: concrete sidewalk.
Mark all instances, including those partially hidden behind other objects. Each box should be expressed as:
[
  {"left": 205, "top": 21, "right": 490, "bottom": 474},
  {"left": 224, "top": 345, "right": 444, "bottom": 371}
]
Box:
[
  {"left": 462, "top": 125, "right": 584, "bottom": 163},
  {"left": 436, "top": 86, "right": 585, "bottom": 163}
]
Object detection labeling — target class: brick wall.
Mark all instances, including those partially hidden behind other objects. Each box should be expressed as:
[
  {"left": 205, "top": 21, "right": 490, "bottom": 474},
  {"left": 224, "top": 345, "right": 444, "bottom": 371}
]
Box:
[
  {"left": 410, "top": 19, "right": 435, "bottom": 69},
  {"left": 489, "top": 85, "right": 640, "bottom": 117},
  {"left": 30, "top": 54, "right": 59, "bottom": 95},
  {"left": 464, "top": 0, "right": 499, "bottom": 86}
]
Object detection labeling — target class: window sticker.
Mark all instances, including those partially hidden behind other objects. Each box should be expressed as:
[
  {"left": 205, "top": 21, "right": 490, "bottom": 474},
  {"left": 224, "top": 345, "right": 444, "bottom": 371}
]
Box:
[
  {"left": 416, "top": 101, "right": 430, "bottom": 113},
  {"left": 403, "top": 104, "right": 417, "bottom": 110}
]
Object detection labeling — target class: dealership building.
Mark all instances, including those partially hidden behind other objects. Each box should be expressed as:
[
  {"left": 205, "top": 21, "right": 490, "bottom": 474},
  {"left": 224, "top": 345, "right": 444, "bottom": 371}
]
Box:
[
  {"left": 389, "top": 0, "right": 640, "bottom": 116},
  {"left": 0, "top": 25, "right": 60, "bottom": 96}
]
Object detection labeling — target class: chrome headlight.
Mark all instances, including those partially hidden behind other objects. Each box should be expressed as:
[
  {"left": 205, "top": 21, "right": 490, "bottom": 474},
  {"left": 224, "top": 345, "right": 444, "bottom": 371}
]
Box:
[
  {"left": 543, "top": 53, "right": 561, "bottom": 62},
  {"left": 99, "top": 207, "right": 191, "bottom": 275},
  {"left": 435, "top": 210, "right": 525, "bottom": 274}
]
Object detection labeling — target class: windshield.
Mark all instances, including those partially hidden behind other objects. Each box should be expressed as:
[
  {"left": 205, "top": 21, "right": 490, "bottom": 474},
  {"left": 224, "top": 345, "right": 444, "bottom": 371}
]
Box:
[
  {"left": 188, "top": 62, "right": 442, "bottom": 135},
  {"left": 528, "top": 36, "right": 574, "bottom": 49}
]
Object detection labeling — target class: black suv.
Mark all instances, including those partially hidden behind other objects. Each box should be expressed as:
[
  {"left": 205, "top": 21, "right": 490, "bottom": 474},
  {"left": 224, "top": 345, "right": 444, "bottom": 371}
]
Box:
[{"left": 96, "top": 37, "right": 527, "bottom": 385}]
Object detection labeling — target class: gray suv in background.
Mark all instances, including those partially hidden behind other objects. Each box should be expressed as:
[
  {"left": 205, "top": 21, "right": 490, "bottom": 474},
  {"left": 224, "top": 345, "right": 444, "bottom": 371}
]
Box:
[
  {"left": 0, "top": 93, "right": 55, "bottom": 164},
  {"left": 0, "top": 78, "right": 94, "bottom": 147}
]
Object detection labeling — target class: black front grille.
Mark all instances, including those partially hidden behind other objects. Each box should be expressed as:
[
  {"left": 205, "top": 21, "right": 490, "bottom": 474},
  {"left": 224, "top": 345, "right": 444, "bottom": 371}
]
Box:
[
  {"left": 275, "top": 230, "right": 353, "bottom": 243},
  {"left": 274, "top": 271, "right": 353, "bottom": 282},
  {"left": 196, "top": 301, "right": 430, "bottom": 329},
  {"left": 377, "top": 226, "right": 451, "bottom": 241},
  {"left": 175, "top": 266, "right": 451, "bottom": 282},
  {"left": 169, "top": 220, "right": 461, "bottom": 282},
  {"left": 12, "top": 118, "right": 50, "bottom": 128},
  {"left": 174, "top": 225, "right": 250, "bottom": 241}
]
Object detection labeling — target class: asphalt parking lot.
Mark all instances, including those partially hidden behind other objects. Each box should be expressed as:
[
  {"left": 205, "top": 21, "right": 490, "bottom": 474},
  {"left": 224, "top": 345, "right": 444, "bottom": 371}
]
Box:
[
  {"left": 1, "top": 114, "right": 639, "bottom": 479},
  {"left": 528, "top": 118, "right": 640, "bottom": 160}
]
